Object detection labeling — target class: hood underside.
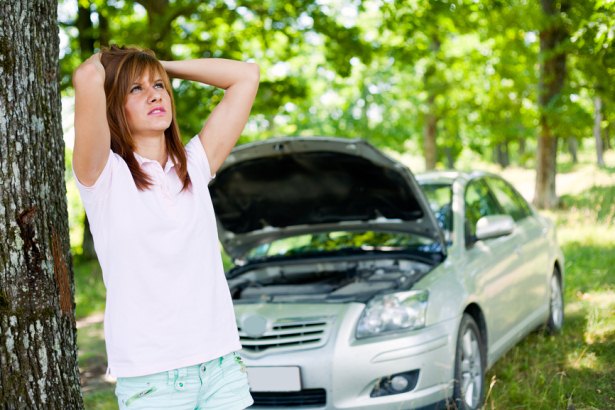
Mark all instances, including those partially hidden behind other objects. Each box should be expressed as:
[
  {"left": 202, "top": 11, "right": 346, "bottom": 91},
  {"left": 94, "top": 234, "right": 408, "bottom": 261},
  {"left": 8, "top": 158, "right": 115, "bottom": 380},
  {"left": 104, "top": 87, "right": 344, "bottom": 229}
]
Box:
[{"left": 209, "top": 137, "right": 444, "bottom": 259}]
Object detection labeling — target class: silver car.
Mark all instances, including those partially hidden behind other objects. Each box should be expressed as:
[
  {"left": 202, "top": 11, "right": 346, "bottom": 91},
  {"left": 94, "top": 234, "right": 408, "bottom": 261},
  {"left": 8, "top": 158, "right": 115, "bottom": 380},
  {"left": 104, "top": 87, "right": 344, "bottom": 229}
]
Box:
[{"left": 209, "top": 137, "right": 564, "bottom": 410}]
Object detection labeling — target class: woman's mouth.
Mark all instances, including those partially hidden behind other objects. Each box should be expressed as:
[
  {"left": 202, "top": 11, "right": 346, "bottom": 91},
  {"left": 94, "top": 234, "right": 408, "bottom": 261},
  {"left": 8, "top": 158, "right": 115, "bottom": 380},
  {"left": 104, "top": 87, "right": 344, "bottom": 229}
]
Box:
[{"left": 148, "top": 107, "right": 166, "bottom": 115}]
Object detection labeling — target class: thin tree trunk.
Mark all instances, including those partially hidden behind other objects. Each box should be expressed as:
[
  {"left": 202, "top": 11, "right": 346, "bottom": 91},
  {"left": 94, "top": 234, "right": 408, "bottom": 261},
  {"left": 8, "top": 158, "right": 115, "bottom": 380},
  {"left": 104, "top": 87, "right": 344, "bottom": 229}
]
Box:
[
  {"left": 99, "top": 10, "right": 110, "bottom": 46},
  {"left": 444, "top": 147, "right": 455, "bottom": 169},
  {"left": 494, "top": 142, "right": 510, "bottom": 168},
  {"left": 76, "top": 2, "right": 95, "bottom": 59},
  {"left": 518, "top": 138, "right": 526, "bottom": 165},
  {"left": 605, "top": 119, "right": 612, "bottom": 150},
  {"left": 0, "top": 1, "right": 83, "bottom": 408},
  {"left": 423, "top": 36, "right": 440, "bottom": 171},
  {"left": 534, "top": 0, "right": 569, "bottom": 209},
  {"left": 423, "top": 98, "right": 437, "bottom": 170},
  {"left": 567, "top": 137, "right": 578, "bottom": 163},
  {"left": 594, "top": 96, "right": 605, "bottom": 166}
]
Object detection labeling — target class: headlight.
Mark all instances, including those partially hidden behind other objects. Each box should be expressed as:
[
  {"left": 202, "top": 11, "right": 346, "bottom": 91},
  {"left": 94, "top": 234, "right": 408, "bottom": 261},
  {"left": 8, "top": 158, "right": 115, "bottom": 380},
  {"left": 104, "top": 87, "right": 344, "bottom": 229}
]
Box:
[{"left": 356, "top": 290, "right": 428, "bottom": 339}]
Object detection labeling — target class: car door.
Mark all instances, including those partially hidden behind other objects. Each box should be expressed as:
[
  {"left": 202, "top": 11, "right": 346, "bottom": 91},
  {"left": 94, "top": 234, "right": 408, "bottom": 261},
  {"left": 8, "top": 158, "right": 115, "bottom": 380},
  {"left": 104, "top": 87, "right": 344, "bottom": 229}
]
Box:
[
  {"left": 461, "top": 178, "right": 528, "bottom": 358},
  {"left": 485, "top": 176, "right": 550, "bottom": 327}
]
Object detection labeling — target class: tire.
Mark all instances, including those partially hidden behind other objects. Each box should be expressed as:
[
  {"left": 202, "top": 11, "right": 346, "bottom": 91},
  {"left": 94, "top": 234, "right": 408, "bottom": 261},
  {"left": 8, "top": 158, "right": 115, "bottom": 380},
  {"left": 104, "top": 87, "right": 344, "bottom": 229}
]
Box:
[
  {"left": 545, "top": 270, "right": 564, "bottom": 334},
  {"left": 452, "top": 314, "right": 485, "bottom": 410}
]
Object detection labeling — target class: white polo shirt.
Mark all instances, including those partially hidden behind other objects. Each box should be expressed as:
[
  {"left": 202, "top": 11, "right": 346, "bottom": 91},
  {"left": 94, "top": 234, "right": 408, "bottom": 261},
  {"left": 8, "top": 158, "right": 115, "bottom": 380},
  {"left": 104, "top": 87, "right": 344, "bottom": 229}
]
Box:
[{"left": 75, "top": 136, "right": 241, "bottom": 377}]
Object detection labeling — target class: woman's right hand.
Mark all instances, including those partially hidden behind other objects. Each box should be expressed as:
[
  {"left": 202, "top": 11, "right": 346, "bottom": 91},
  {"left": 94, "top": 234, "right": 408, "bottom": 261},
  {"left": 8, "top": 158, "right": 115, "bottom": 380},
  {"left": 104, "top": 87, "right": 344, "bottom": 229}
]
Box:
[{"left": 74, "top": 52, "right": 105, "bottom": 84}]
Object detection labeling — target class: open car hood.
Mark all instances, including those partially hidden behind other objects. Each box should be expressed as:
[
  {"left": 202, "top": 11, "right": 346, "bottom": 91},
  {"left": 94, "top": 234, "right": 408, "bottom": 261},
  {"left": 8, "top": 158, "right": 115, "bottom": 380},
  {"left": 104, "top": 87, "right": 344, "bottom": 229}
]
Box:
[{"left": 209, "top": 137, "right": 445, "bottom": 260}]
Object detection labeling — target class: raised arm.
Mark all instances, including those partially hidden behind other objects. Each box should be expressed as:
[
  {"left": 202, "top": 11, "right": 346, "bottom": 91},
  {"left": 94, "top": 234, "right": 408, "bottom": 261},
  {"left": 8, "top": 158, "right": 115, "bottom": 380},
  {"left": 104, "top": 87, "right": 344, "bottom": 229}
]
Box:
[
  {"left": 72, "top": 53, "right": 111, "bottom": 186},
  {"left": 161, "top": 58, "right": 260, "bottom": 175}
]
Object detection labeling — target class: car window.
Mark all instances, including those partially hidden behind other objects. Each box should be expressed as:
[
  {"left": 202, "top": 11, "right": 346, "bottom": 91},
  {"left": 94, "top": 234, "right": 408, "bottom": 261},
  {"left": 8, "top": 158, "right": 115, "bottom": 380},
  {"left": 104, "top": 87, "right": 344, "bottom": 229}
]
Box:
[
  {"left": 420, "top": 183, "right": 453, "bottom": 242},
  {"left": 485, "top": 177, "right": 532, "bottom": 222},
  {"left": 464, "top": 179, "right": 502, "bottom": 244},
  {"left": 245, "top": 230, "right": 437, "bottom": 261}
]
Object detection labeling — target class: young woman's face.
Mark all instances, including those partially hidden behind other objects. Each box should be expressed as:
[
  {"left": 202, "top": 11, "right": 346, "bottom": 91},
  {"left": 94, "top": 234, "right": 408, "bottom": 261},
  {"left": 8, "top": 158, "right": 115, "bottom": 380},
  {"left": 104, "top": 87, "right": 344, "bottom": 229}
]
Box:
[{"left": 123, "top": 71, "right": 172, "bottom": 138}]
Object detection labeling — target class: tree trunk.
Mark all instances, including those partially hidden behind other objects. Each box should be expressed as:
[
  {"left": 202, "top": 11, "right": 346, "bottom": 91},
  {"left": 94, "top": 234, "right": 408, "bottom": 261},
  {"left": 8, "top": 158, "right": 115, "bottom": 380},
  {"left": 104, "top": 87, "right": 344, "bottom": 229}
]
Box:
[
  {"left": 494, "top": 142, "right": 510, "bottom": 168},
  {"left": 444, "top": 147, "right": 455, "bottom": 169},
  {"left": 76, "top": 2, "right": 95, "bottom": 60},
  {"left": 99, "top": 9, "right": 110, "bottom": 47},
  {"left": 534, "top": 0, "right": 569, "bottom": 209},
  {"left": 518, "top": 138, "right": 526, "bottom": 164},
  {"left": 593, "top": 96, "right": 606, "bottom": 166},
  {"left": 423, "top": 98, "right": 437, "bottom": 170},
  {"left": 423, "top": 36, "right": 440, "bottom": 171},
  {"left": 567, "top": 137, "right": 578, "bottom": 163},
  {"left": 0, "top": 1, "right": 83, "bottom": 408}
]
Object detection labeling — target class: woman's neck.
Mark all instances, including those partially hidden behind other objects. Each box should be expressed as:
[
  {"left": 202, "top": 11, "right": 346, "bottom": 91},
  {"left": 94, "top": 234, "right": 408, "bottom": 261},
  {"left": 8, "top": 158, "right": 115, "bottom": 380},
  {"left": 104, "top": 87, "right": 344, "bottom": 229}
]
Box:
[{"left": 134, "top": 134, "right": 167, "bottom": 167}]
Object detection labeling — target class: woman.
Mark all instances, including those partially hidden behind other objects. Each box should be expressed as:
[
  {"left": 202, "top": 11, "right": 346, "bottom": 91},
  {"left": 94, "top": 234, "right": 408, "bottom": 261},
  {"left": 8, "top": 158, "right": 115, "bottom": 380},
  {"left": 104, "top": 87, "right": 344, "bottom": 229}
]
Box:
[{"left": 72, "top": 45, "right": 259, "bottom": 409}]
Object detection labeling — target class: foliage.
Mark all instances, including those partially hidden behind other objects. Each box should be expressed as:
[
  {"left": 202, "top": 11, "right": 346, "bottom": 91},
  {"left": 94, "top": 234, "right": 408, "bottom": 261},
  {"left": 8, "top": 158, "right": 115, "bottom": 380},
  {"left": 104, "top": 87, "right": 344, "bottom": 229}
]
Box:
[{"left": 58, "top": 0, "right": 612, "bottom": 169}]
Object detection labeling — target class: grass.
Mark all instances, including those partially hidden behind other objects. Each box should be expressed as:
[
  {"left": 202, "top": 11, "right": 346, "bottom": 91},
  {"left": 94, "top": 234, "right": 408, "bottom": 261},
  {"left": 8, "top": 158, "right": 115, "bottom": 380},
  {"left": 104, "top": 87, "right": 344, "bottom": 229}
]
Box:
[
  {"left": 485, "top": 230, "right": 615, "bottom": 409},
  {"left": 484, "top": 155, "right": 615, "bottom": 409},
  {"left": 73, "top": 151, "right": 615, "bottom": 409}
]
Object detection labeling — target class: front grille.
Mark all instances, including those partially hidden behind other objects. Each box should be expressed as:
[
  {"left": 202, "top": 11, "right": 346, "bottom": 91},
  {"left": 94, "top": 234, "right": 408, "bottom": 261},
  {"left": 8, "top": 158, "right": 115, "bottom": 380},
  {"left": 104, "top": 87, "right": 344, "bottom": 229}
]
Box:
[
  {"left": 239, "top": 317, "right": 331, "bottom": 353},
  {"left": 251, "top": 389, "right": 327, "bottom": 407}
]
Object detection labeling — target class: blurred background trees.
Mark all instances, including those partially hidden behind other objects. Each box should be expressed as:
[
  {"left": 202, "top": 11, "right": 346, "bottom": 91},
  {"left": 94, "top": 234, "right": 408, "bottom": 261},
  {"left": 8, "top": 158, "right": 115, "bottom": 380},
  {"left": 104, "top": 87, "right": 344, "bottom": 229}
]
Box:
[{"left": 58, "top": 0, "right": 612, "bottom": 219}]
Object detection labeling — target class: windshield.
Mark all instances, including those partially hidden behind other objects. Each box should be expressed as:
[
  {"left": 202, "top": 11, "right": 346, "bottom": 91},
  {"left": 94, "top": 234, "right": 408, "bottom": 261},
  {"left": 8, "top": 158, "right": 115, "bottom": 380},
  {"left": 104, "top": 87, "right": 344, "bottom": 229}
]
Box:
[
  {"left": 245, "top": 230, "right": 440, "bottom": 262},
  {"left": 419, "top": 183, "right": 453, "bottom": 244}
]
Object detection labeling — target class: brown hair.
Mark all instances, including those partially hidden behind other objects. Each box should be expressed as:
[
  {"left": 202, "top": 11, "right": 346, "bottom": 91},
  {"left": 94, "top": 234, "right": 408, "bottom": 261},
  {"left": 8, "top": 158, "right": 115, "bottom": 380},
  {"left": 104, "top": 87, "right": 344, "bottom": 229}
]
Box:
[{"left": 100, "top": 45, "right": 190, "bottom": 191}]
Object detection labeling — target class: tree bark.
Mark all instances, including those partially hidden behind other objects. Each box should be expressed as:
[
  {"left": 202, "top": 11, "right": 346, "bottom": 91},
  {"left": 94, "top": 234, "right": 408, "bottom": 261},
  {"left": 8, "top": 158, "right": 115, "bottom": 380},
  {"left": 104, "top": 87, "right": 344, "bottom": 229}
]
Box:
[
  {"left": 593, "top": 96, "right": 605, "bottom": 166},
  {"left": 534, "top": 0, "right": 568, "bottom": 209},
  {"left": 0, "top": 1, "right": 83, "bottom": 408}
]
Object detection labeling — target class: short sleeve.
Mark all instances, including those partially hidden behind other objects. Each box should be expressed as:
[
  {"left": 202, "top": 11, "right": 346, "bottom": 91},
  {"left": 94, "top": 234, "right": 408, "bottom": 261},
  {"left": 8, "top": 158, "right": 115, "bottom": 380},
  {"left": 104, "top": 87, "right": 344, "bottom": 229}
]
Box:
[
  {"left": 186, "top": 136, "right": 215, "bottom": 182},
  {"left": 72, "top": 150, "right": 114, "bottom": 205}
]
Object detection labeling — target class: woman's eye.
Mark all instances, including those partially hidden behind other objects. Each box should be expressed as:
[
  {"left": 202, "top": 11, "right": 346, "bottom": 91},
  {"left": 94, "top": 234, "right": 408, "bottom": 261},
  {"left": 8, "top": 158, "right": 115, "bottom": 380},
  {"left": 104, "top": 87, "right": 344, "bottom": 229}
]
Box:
[
  {"left": 154, "top": 82, "right": 164, "bottom": 89},
  {"left": 130, "top": 85, "right": 141, "bottom": 93}
]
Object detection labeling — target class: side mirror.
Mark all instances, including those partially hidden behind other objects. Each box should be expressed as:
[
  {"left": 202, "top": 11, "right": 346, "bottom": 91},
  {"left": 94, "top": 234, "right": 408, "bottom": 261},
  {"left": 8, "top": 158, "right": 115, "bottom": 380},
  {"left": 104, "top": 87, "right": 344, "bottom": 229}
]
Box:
[{"left": 475, "top": 215, "right": 515, "bottom": 240}]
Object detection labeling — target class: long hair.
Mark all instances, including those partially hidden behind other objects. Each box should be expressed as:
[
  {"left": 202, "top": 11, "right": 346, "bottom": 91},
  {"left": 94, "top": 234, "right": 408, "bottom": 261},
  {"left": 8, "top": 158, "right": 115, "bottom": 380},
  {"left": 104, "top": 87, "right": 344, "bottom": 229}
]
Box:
[{"left": 100, "top": 45, "right": 190, "bottom": 191}]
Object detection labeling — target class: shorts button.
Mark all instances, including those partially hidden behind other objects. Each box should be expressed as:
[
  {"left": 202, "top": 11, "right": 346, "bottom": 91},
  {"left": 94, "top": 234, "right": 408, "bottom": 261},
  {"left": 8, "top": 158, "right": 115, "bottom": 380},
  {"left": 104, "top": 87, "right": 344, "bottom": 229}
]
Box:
[{"left": 175, "top": 380, "right": 185, "bottom": 390}]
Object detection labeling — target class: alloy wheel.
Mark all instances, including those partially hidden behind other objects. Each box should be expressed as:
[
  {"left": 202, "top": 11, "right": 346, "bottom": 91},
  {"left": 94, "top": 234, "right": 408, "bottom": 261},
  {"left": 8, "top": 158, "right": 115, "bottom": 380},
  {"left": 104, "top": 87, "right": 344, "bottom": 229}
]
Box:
[
  {"left": 549, "top": 274, "right": 564, "bottom": 330},
  {"left": 459, "top": 327, "right": 483, "bottom": 408},
  {"left": 453, "top": 314, "right": 485, "bottom": 410}
]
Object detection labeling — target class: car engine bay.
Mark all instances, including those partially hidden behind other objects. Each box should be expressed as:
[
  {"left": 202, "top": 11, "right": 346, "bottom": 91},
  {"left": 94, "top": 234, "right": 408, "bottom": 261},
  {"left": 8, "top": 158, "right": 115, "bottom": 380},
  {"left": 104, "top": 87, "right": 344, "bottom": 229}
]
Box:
[{"left": 228, "top": 257, "right": 433, "bottom": 303}]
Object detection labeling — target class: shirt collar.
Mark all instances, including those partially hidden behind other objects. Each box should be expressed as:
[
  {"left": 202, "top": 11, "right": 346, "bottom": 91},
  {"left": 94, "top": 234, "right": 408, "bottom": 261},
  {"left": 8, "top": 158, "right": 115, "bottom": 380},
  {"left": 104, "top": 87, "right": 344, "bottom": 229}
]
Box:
[{"left": 133, "top": 151, "right": 175, "bottom": 173}]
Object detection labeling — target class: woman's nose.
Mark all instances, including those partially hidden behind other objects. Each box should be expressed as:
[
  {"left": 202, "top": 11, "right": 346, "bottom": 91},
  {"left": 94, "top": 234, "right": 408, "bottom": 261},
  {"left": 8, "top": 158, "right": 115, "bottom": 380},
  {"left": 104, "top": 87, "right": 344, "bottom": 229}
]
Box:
[{"left": 148, "top": 92, "right": 161, "bottom": 103}]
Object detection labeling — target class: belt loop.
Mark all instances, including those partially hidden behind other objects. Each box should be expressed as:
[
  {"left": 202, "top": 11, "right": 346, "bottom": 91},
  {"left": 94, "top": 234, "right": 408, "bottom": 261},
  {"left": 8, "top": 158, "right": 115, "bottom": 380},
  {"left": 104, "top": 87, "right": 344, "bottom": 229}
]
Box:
[
  {"left": 179, "top": 366, "right": 188, "bottom": 378},
  {"left": 167, "top": 369, "right": 176, "bottom": 385}
]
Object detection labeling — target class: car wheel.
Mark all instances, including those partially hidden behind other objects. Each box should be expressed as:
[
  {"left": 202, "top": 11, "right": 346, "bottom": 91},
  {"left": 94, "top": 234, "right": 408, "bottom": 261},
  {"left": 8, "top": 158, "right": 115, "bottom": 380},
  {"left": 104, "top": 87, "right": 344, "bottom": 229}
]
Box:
[
  {"left": 453, "top": 314, "right": 485, "bottom": 410},
  {"left": 545, "top": 270, "right": 564, "bottom": 334}
]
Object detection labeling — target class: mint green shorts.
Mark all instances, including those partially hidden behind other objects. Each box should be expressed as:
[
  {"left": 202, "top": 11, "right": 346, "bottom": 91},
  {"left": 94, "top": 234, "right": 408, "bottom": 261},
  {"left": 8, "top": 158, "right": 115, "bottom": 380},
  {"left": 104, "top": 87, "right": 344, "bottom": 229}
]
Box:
[{"left": 115, "top": 352, "right": 253, "bottom": 409}]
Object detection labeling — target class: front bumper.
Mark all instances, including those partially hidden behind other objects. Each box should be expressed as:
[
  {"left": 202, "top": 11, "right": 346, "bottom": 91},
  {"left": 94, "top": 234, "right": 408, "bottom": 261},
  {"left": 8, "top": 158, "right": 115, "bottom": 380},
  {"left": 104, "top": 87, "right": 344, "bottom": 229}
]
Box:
[{"left": 237, "top": 303, "right": 459, "bottom": 410}]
